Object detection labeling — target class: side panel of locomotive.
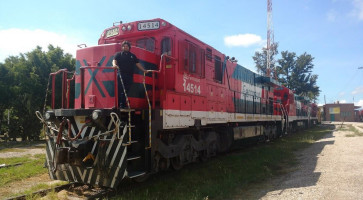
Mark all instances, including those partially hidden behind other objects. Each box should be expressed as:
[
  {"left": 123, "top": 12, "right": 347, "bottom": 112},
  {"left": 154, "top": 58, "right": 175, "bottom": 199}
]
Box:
[{"left": 160, "top": 31, "right": 282, "bottom": 130}]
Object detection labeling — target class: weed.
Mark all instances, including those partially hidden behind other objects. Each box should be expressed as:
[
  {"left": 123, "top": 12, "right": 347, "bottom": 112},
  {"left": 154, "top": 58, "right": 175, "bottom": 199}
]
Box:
[
  {"left": 0, "top": 154, "right": 47, "bottom": 186},
  {"left": 344, "top": 125, "right": 363, "bottom": 137}
]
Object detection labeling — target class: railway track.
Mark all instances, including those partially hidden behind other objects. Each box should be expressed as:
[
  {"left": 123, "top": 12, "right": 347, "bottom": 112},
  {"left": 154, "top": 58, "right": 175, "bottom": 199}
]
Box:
[{"left": 5, "top": 183, "right": 116, "bottom": 200}]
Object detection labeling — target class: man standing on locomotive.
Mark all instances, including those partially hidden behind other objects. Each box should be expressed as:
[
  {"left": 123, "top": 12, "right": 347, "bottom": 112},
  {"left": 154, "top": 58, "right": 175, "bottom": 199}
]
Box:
[{"left": 112, "top": 41, "right": 149, "bottom": 108}]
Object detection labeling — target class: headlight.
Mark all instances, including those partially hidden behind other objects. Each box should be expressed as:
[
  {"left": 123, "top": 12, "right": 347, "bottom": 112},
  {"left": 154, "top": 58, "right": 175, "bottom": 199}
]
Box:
[
  {"left": 127, "top": 25, "right": 132, "bottom": 31},
  {"left": 45, "top": 112, "right": 50, "bottom": 120},
  {"left": 122, "top": 26, "right": 126, "bottom": 31},
  {"left": 92, "top": 110, "right": 102, "bottom": 120},
  {"left": 44, "top": 111, "right": 55, "bottom": 121}
]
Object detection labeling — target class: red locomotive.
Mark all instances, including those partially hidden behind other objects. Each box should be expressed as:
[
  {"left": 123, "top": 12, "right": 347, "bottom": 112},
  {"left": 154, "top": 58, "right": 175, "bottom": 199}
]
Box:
[{"left": 37, "top": 18, "right": 318, "bottom": 188}]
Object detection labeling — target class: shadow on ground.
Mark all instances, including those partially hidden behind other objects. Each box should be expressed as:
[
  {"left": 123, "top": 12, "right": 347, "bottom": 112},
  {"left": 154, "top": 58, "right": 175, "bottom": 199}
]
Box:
[{"left": 241, "top": 124, "right": 336, "bottom": 199}]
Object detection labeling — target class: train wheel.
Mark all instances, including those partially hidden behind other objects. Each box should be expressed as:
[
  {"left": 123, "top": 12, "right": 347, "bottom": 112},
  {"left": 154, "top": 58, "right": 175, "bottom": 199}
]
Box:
[
  {"left": 258, "top": 134, "right": 266, "bottom": 143},
  {"left": 199, "top": 150, "right": 208, "bottom": 162},
  {"left": 171, "top": 156, "right": 183, "bottom": 170},
  {"left": 159, "top": 157, "right": 169, "bottom": 171}
]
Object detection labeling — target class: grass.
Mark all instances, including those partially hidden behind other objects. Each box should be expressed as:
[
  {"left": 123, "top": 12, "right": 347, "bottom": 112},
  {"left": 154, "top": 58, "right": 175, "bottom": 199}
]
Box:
[
  {"left": 112, "top": 125, "right": 332, "bottom": 200},
  {"left": 344, "top": 124, "right": 363, "bottom": 137},
  {"left": 338, "top": 125, "right": 350, "bottom": 131},
  {"left": 0, "top": 153, "right": 59, "bottom": 199},
  {"left": 0, "top": 154, "right": 47, "bottom": 186}
]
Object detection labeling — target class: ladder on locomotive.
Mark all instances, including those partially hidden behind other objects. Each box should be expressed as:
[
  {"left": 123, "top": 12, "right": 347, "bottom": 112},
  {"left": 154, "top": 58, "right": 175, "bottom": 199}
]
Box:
[
  {"left": 118, "top": 71, "right": 151, "bottom": 148},
  {"left": 125, "top": 53, "right": 173, "bottom": 149},
  {"left": 119, "top": 107, "right": 148, "bottom": 179},
  {"left": 120, "top": 53, "right": 173, "bottom": 179},
  {"left": 118, "top": 71, "right": 152, "bottom": 179},
  {"left": 280, "top": 103, "right": 289, "bottom": 134}
]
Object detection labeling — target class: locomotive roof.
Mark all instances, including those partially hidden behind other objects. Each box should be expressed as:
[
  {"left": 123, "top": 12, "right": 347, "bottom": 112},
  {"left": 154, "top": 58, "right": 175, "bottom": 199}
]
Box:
[{"left": 99, "top": 18, "right": 284, "bottom": 88}]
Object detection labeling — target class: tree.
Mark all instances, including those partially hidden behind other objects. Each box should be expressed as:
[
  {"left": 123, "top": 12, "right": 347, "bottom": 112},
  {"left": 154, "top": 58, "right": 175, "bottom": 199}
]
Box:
[
  {"left": 277, "top": 52, "right": 320, "bottom": 101},
  {"left": 289, "top": 53, "right": 320, "bottom": 101},
  {"left": 0, "top": 45, "right": 75, "bottom": 140},
  {"left": 253, "top": 46, "right": 320, "bottom": 102},
  {"left": 252, "top": 43, "right": 279, "bottom": 75},
  {"left": 277, "top": 51, "right": 296, "bottom": 88},
  {"left": 0, "top": 60, "right": 17, "bottom": 139}
]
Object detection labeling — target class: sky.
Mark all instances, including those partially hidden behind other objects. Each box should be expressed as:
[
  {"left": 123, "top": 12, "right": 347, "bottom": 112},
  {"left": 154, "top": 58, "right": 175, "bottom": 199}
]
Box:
[{"left": 1, "top": 0, "right": 363, "bottom": 107}]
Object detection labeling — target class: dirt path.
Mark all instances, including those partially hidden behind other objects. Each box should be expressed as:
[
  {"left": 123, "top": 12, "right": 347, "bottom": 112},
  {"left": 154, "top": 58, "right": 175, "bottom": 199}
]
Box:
[
  {"left": 0, "top": 147, "right": 45, "bottom": 158},
  {"left": 249, "top": 122, "right": 363, "bottom": 200}
]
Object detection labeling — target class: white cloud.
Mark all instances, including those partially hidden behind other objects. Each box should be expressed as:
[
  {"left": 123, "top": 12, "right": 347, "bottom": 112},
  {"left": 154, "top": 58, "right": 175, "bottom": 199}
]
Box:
[
  {"left": 352, "top": 0, "right": 363, "bottom": 20},
  {"left": 351, "top": 86, "right": 363, "bottom": 95},
  {"left": 0, "top": 28, "right": 79, "bottom": 62},
  {"left": 355, "top": 99, "right": 363, "bottom": 107},
  {"left": 224, "top": 34, "right": 264, "bottom": 47}
]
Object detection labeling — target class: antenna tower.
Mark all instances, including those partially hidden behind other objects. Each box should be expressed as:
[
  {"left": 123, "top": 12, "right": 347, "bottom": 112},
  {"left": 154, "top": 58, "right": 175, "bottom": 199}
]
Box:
[{"left": 266, "top": 0, "right": 274, "bottom": 77}]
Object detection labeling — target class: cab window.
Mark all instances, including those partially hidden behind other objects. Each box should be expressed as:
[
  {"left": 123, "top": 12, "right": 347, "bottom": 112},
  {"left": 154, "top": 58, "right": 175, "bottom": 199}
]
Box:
[
  {"left": 179, "top": 40, "right": 204, "bottom": 77},
  {"left": 136, "top": 37, "right": 155, "bottom": 52},
  {"left": 161, "top": 37, "right": 172, "bottom": 55},
  {"left": 214, "top": 56, "right": 222, "bottom": 83},
  {"left": 206, "top": 48, "right": 212, "bottom": 61}
]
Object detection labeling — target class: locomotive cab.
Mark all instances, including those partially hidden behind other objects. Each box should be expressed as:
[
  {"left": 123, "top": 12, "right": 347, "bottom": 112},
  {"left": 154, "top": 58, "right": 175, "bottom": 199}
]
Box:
[{"left": 75, "top": 43, "right": 159, "bottom": 109}]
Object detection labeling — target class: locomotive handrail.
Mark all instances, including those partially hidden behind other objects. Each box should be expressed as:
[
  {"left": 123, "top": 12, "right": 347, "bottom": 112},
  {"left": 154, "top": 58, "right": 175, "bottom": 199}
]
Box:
[
  {"left": 79, "top": 66, "right": 118, "bottom": 108},
  {"left": 143, "top": 71, "right": 152, "bottom": 149},
  {"left": 157, "top": 53, "right": 176, "bottom": 73},
  {"left": 285, "top": 103, "right": 289, "bottom": 115},
  {"left": 49, "top": 69, "right": 75, "bottom": 109},
  {"left": 117, "top": 71, "right": 133, "bottom": 145},
  {"left": 223, "top": 57, "right": 232, "bottom": 90},
  {"left": 279, "top": 103, "right": 290, "bottom": 134},
  {"left": 49, "top": 69, "right": 69, "bottom": 76},
  {"left": 66, "top": 74, "right": 75, "bottom": 109},
  {"left": 280, "top": 103, "right": 287, "bottom": 119},
  {"left": 51, "top": 69, "right": 67, "bottom": 109},
  {"left": 143, "top": 53, "right": 176, "bottom": 109},
  {"left": 139, "top": 54, "right": 176, "bottom": 149},
  {"left": 156, "top": 53, "right": 177, "bottom": 108}
]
